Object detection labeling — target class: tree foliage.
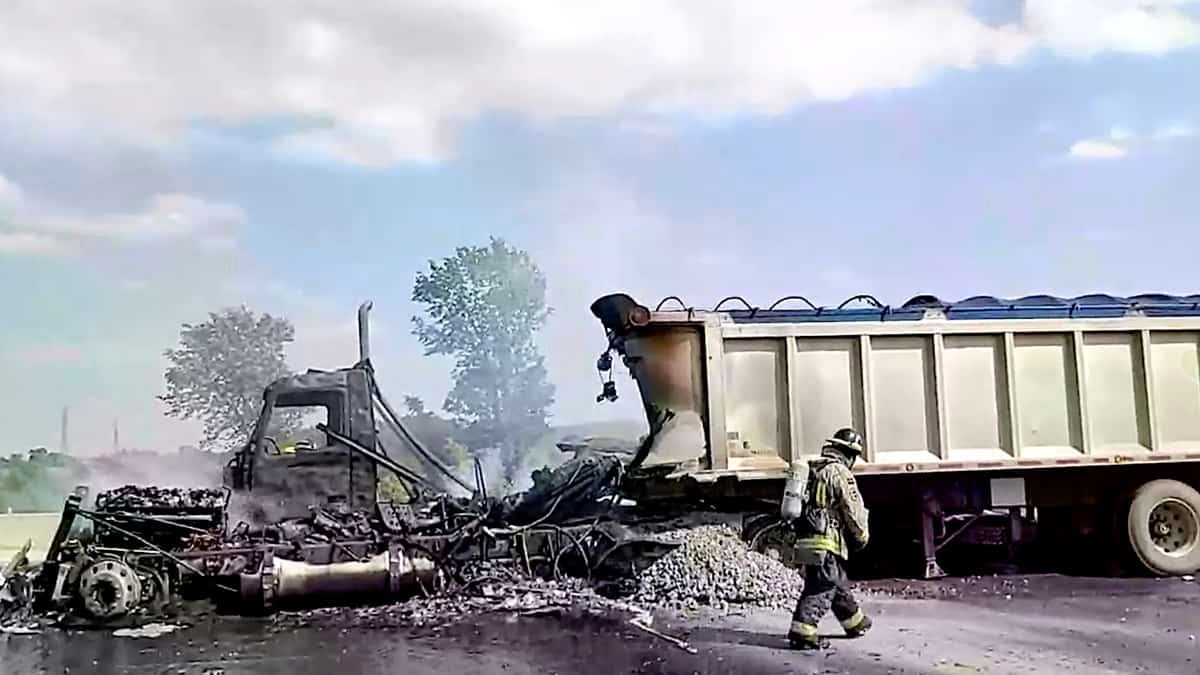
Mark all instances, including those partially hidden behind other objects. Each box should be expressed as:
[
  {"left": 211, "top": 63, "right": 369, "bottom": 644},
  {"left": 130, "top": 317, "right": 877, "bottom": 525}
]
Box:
[
  {"left": 396, "top": 395, "right": 472, "bottom": 468},
  {"left": 161, "top": 307, "right": 298, "bottom": 450},
  {"left": 411, "top": 238, "right": 555, "bottom": 482},
  {"left": 377, "top": 396, "right": 473, "bottom": 501},
  {"left": 0, "top": 452, "right": 79, "bottom": 512}
]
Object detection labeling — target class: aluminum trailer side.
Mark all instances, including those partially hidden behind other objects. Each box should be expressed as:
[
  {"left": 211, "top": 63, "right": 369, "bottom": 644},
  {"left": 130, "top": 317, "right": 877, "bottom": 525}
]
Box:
[{"left": 592, "top": 292, "right": 1200, "bottom": 577}]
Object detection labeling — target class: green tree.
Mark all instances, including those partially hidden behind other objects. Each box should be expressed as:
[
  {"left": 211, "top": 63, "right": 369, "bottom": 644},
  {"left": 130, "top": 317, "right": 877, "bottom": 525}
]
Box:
[
  {"left": 395, "top": 395, "right": 471, "bottom": 470},
  {"left": 160, "top": 307, "right": 298, "bottom": 450},
  {"left": 412, "top": 238, "right": 555, "bottom": 483}
]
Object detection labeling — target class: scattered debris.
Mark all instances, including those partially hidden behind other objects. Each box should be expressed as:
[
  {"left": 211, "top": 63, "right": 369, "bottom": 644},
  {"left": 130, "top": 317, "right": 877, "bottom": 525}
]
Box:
[
  {"left": 629, "top": 618, "right": 698, "bottom": 654},
  {"left": 1, "top": 540, "right": 38, "bottom": 634},
  {"left": 277, "top": 565, "right": 651, "bottom": 632},
  {"left": 112, "top": 622, "right": 184, "bottom": 638}
]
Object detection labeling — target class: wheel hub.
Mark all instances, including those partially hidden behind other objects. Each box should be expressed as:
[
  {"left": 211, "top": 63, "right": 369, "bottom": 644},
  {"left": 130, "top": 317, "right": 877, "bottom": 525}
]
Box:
[
  {"left": 79, "top": 559, "right": 143, "bottom": 619},
  {"left": 1148, "top": 498, "right": 1200, "bottom": 558}
]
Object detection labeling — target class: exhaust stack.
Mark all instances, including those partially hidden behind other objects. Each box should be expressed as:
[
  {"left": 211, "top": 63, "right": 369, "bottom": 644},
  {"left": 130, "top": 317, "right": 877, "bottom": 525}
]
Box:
[{"left": 357, "top": 301, "right": 373, "bottom": 363}]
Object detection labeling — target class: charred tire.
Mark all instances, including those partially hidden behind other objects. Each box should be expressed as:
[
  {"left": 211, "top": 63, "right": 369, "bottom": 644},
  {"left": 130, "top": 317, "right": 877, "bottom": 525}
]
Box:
[
  {"left": 1127, "top": 479, "right": 1200, "bottom": 576},
  {"left": 741, "top": 513, "right": 779, "bottom": 545}
]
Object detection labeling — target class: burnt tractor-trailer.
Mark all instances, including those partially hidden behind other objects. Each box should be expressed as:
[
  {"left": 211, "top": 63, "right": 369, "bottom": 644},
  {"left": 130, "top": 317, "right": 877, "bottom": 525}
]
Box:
[{"left": 22, "top": 288, "right": 1200, "bottom": 627}]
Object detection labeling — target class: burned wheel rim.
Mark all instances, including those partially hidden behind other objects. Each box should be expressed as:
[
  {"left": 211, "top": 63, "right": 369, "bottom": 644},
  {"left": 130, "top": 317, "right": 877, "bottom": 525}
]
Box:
[
  {"left": 79, "top": 559, "right": 143, "bottom": 620},
  {"left": 749, "top": 520, "right": 805, "bottom": 569},
  {"left": 750, "top": 521, "right": 785, "bottom": 558},
  {"left": 1148, "top": 498, "right": 1199, "bottom": 558}
]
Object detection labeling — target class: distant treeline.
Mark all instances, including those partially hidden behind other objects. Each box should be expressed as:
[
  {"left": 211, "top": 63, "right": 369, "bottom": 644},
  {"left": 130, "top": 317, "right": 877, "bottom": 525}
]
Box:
[{"left": 0, "top": 450, "right": 82, "bottom": 511}]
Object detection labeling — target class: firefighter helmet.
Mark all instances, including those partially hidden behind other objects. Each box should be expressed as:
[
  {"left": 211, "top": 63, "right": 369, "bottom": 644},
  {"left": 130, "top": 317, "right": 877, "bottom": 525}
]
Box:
[{"left": 826, "top": 427, "right": 865, "bottom": 456}]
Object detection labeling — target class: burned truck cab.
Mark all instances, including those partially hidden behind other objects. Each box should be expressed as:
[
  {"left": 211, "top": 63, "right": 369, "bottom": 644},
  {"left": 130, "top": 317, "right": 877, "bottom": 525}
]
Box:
[{"left": 225, "top": 367, "right": 379, "bottom": 523}]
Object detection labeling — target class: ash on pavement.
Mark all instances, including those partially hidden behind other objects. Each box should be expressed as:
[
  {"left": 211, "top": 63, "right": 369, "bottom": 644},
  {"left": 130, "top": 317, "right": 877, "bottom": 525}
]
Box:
[{"left": 4, "top": 575, "right": 1200, "bottom": 675}]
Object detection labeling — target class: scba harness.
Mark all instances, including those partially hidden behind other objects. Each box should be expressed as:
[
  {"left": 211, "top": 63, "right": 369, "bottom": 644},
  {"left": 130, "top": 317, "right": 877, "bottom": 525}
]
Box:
[{"left": 794, "top": 458, "right": 845, "bottom": 557}]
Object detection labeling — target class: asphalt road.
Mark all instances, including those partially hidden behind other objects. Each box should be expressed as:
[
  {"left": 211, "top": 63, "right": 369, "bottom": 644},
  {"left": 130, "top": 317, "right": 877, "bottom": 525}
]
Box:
[{"left": 4, "top": 575, "right": 1200, "bottom": 674}]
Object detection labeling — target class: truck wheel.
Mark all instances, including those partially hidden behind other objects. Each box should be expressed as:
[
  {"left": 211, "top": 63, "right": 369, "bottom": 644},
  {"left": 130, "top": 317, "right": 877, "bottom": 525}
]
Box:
[
  {"left": 1127, "top": 479, "right": 1200, "bottom": 576},
  {"left": 742, "top": 513, "right": 779, "bottom": 544}
]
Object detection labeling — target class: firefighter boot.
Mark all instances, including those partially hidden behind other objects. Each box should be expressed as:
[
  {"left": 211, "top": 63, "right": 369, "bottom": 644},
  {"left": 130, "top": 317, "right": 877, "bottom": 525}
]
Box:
[
  {"left": 842, "top": 613, "right": 872, "bottom": 638},
  {"left": 788, "top": 635, "right": 830, "bottom": 651},
  {"left": 787, "top": 622, "right": 827, "bottom": 650}
]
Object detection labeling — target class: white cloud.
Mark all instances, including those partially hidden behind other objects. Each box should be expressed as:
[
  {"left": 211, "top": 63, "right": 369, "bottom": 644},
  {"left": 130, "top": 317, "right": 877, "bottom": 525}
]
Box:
[
  {"left": 617, "top": 118, "right": 681, "bottom": 141},
  {"left": 1068, "top": 137, "right": 1129, "bottom": 160},
  {"left": 1, "top": 2, "right": 1195, "bottom": 167},
  {"left": 0, "top": 230, "right": 66, "bottom": 256},
  {"left": 1025, "top": 0, "right": 1200, "bottom": 58},
  {"left": 0, "top": 189, "right": 246, "bottom": 251},
  {"left": 36, "top": 193, "right": 246, "bottom": 242},
  {"left": 0, "top": 173, "right": 25, "bottom": 208},
  {"left": 273, "top": 117, "right": 451, "bottom": 167},
  {"left": 1154, "top": 121, "right": 1197, "bottom": 141},
  {"left": 198, "top": 234, "right": 239, "bottom": 252},
  {"left": 1065, "top": 118, "right": 1195, "bottom": 160},
  {"left": 1108, "top": 126, "right": 1135, "bottom": 142}
]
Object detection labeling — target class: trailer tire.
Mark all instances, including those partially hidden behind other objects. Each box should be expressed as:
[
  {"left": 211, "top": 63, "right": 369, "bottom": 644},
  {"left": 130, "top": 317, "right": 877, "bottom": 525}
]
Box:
[{"left": 1127, "top": 479, "right": 1200, "bottom": 576}]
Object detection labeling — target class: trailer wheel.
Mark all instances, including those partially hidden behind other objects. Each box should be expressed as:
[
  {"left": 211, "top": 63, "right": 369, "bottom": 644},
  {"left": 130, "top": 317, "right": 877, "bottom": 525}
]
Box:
[{"left": 1127, "top": 479, "right": 1200, "bottom": 576}]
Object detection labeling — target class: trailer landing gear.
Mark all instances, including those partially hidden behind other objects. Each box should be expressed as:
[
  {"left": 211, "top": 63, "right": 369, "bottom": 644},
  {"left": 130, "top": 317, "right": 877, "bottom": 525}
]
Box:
[{"left": 921, "top": 494, "right": 946, "bottom": 579}]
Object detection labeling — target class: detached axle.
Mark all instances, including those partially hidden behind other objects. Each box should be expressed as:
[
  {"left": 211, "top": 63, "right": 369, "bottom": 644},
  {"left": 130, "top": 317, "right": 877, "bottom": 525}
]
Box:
[{"left": 238, "top": 546, "right": 438, "bottom": 613}]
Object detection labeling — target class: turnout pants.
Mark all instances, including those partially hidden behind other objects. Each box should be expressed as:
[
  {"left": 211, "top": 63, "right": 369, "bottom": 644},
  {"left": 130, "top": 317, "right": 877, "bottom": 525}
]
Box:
[{"left": 789, "top": 552, "right": 865, "bottom": 643}]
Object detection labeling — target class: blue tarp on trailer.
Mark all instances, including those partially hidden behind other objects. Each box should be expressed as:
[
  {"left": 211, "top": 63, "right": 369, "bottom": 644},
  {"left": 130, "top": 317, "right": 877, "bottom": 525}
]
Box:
[{"left": 717, "top": 293, "right": 1200, "bottom": 323}]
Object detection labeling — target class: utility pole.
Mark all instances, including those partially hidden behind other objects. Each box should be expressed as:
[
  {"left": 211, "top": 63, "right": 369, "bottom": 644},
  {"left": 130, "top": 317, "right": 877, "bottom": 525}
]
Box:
[
  {"left": 60, "top": 406, "right": 69, "bottom": 454},
  {"left": 113, "top": 419, "right": 120, "bottom": 454}
]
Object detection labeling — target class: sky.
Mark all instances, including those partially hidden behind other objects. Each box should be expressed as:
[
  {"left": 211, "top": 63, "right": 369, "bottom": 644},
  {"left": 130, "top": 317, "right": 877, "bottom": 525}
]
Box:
[{"left": 1, "top": 1, "right": 1198, "bottom": 455}]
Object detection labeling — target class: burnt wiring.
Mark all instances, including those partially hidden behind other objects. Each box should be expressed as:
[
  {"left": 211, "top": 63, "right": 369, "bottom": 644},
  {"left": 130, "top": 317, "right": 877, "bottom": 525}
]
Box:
[{"left": 365, "top": 370, "right": 473, "bottom": 493}]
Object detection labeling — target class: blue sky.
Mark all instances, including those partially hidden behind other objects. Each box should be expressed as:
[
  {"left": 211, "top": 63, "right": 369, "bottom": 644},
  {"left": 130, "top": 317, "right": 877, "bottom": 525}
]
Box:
[{"left": 1, "top": 1, "right": 1198, "bottom": 454}]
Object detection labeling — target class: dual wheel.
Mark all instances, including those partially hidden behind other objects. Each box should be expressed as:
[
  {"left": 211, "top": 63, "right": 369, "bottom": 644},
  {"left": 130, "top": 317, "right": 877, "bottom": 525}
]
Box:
[{"left": 1126, "top": 479, "right": 1200, "bottom": 576}]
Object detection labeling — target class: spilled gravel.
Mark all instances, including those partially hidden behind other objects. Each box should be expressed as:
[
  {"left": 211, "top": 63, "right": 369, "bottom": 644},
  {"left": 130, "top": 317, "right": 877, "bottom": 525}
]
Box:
[{"left": 635, "top": 525, "right": 802, "bottom": 612}]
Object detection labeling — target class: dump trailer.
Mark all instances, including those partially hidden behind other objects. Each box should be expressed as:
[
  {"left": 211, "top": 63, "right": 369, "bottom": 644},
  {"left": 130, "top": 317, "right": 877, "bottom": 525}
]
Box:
[{"left": 591, "top": 292, "right": 1200, "bottom": 577}]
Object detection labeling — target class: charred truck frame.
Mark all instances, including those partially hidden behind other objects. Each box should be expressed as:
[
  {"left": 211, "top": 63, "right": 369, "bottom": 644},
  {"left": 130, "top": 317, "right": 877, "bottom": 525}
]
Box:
[{"left": 26, "top": 302, "right": 647, "bottom": 626}]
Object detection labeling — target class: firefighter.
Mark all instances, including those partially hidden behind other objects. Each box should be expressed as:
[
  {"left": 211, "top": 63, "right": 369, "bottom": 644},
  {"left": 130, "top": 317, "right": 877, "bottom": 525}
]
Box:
[{"left": 788, "top": 427, "right": 872, "bottom": 651}]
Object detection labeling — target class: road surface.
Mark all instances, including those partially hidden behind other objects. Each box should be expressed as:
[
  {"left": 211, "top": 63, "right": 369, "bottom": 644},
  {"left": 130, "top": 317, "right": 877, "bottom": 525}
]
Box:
[{"left": 3, "top": 575, "right": 1200, "bottom": 674}]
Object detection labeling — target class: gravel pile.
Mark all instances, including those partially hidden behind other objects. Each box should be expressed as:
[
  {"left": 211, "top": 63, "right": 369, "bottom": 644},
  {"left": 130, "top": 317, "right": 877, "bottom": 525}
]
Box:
[{"left": 635, "top": 525, "right": 802, "bottom": 612}]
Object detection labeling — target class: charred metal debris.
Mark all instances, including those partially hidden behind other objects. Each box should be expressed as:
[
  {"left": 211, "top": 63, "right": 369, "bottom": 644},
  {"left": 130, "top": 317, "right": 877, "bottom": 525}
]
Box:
[
  {"left": 0, "top": 451, "right": 667, "bottom": 630},
  {"left": 0, "top": 300, "right": 688, "bottom": 633}
]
